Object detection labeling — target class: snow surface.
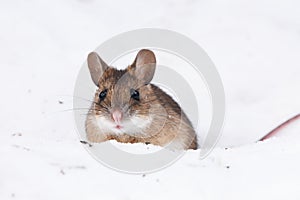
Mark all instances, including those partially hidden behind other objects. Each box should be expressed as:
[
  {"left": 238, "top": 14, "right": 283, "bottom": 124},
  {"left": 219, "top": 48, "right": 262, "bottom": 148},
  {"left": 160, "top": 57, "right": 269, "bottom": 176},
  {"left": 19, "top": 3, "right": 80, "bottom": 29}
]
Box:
[{"left": 1, "top": 0, "right": 300, "bottom": 199}]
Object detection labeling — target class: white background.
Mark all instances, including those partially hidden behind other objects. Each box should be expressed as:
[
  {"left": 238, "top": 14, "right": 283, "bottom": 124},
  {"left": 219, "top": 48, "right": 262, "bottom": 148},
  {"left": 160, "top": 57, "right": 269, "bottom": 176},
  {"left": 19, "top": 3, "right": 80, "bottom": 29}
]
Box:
[{"left": 1, "top": 0, "right": 300, "bottom": 199}]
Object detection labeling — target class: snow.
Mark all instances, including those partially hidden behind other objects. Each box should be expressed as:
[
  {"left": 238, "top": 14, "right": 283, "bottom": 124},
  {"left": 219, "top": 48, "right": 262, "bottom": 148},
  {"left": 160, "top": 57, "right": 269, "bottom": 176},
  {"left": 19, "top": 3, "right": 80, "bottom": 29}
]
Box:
[{"left": 1, "top": 0, "right": 300, "bottom": 199}]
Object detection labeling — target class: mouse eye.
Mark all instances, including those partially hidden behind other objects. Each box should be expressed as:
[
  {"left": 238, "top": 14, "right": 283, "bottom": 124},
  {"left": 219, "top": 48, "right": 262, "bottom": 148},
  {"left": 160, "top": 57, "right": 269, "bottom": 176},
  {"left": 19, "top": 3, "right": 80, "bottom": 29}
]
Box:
[
  {"left": 130, "top": 89, "right": 140, "bottom": 101},
  {"left": 99, "top": 89, "right": 107, "bottom": 101}
]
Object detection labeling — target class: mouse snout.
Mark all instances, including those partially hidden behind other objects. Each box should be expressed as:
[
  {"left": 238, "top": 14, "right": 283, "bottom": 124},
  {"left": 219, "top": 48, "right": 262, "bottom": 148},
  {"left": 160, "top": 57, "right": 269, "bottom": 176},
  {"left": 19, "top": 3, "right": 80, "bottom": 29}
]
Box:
[{"left": 111, "top": 109, "right": 123, "bottom": 124}]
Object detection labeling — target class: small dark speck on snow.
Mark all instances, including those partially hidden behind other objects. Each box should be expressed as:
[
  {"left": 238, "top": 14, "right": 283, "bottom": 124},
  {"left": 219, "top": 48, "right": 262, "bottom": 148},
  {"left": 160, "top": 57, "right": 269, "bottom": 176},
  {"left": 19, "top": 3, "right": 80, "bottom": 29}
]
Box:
[
  {"left": 58, "top": 100, "right": 64, "bottom": 104},
  {"left": 12, "top": 132, "right": 22, "bottom": 136},
  {"left": 12, "top": 144, "right": 30, "bottom": 151},
  {"left": 80, "top": 140, "right": 93, "bottom": 147}
]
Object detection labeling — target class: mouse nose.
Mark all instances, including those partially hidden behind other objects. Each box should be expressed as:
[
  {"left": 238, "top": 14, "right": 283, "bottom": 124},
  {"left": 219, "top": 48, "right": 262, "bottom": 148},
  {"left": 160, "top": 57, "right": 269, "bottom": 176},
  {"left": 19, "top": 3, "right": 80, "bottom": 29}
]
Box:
[{"left": 111, "top": 109, "right": 123, "bottom": 124}]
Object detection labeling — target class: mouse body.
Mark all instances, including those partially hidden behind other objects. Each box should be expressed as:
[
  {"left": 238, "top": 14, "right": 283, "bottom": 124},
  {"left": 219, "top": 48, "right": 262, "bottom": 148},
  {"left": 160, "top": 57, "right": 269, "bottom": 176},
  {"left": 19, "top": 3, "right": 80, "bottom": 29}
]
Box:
[{"left": 85, "top": 49, "right": 197, "bottom": 150}]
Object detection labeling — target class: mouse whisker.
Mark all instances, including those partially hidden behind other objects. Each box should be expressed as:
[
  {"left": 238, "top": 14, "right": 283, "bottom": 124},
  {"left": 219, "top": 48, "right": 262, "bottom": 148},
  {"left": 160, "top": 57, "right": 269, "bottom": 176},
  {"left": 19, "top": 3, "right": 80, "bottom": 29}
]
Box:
[
  {"left": 60, "top": 108, "right": 104, "bottom": 113},
  {"left": 59, "top": 95, "right": 100, "bottom": 105},
  {"left": 59, "top": 108, "right": 90, "bottom": 112},
  {"left": 144, "top": 113, "right": 192, "bottom": 128},
  {"left": 79, "top": 113, "right": 91, "bottom": 116},
  {"left": 96, "top": 104, "right": 109, "bottom": 111}
]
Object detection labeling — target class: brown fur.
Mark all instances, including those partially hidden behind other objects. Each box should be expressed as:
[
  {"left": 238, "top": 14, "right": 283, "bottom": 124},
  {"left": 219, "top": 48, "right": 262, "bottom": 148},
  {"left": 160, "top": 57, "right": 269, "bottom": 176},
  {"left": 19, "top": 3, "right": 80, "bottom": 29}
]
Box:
[{"left": 85, "top": 50, "right": 198, "bottom": 150}]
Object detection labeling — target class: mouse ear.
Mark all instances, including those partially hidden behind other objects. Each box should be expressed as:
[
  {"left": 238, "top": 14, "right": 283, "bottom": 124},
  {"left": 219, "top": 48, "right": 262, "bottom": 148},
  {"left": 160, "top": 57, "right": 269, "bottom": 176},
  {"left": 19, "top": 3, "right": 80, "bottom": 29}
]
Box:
[
  {"left": 87, "top": 52, "right": 108, "bottom": 86},
  {"left": 131, "top": 49, "right": 156, "bottom": 84}
]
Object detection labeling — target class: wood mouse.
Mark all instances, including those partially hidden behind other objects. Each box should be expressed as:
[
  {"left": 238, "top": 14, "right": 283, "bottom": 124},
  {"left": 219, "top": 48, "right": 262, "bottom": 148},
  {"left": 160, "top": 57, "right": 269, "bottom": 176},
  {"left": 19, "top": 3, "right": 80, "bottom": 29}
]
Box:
[{"left": 85, "top": 49, "right": 198, "bottom": 150}]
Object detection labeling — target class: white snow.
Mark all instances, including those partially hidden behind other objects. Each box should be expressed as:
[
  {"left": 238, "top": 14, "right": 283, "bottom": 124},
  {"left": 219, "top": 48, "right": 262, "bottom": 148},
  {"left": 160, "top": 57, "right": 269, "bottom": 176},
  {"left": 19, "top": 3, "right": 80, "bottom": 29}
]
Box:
[{"left": 1, "top": 0, "right": 300, "bottom": 199}]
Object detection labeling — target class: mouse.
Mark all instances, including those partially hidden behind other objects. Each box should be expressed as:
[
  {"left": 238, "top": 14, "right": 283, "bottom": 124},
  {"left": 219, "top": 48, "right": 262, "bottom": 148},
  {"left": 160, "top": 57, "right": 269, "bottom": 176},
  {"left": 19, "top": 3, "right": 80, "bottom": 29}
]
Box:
[{"left": 85, "top": 49, "right": 198, "bottom": 150}]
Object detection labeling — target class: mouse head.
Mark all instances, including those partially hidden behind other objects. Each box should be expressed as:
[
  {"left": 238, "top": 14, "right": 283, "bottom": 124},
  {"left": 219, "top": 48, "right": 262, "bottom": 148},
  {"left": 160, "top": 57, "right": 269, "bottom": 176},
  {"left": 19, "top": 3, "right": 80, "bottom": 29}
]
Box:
[{"left": 87, "top": 49, "right": 158, "bottom": 134}]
